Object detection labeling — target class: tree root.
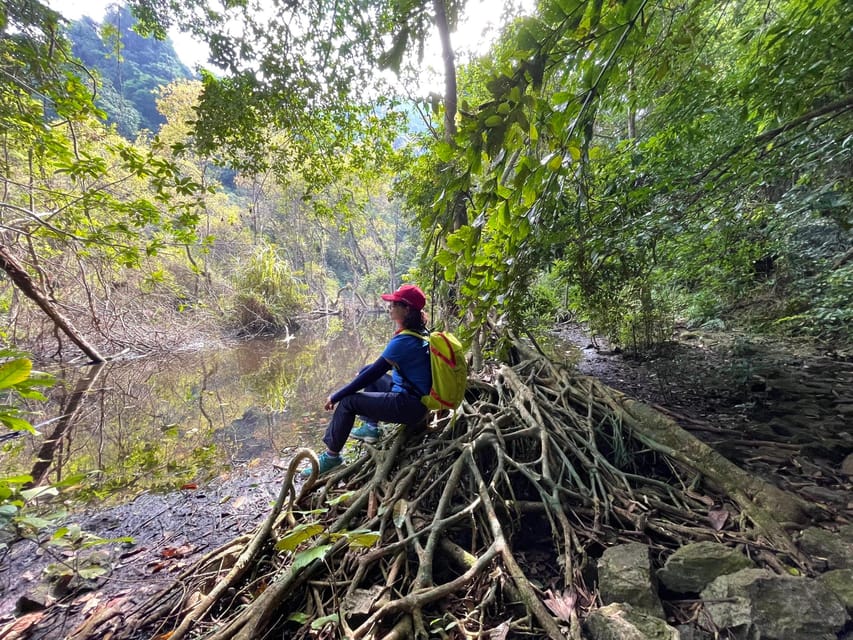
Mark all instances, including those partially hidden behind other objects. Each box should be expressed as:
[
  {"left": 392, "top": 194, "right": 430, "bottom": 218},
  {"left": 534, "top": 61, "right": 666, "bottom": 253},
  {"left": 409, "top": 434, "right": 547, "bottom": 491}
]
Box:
[{"left": 80, "top": 341, "right": 819, "bottom": 639}]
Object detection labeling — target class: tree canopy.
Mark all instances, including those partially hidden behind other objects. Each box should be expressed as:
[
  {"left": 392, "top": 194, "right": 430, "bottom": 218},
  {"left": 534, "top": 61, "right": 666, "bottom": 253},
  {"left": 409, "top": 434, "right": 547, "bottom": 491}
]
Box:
[
  {"left": 1, "top": 0, "right": 850, "bottom": 359},
  {"left": 124, "top": 0, "right": 852, "bottom": 349}
]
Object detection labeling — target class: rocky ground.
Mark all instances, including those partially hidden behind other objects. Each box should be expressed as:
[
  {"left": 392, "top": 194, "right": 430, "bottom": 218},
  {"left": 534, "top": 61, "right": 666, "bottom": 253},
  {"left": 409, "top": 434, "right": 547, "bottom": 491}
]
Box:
[{"left": 1, "top": 324, "right": 851, "bottom": 638}]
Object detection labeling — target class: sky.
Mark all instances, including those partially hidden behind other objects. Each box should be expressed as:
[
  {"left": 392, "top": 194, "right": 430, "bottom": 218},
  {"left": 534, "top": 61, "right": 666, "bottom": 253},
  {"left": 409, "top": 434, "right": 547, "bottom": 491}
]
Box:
[{"left": 49, "top": 0, "right": 525, "bottom": 80}]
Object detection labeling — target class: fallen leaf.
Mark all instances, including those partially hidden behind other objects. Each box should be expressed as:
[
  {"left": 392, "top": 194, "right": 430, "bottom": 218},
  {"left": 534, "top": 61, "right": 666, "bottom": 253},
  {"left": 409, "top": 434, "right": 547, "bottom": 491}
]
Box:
[
  {"left": 231, "top": 495, "right": 247, "bottom": 509},
  {"left": 342, "top": 585, "right": 384, "bottom": 615},
  {"left": 161, "top": 545, "right": 194, "bottom": 559},
  {"left": 708, "top": 509, "right": 729, "bottom": 531},
  {"left": 543, "top": 588, "right": 577, "bottom": 622},
  {"left": 180, "top": 483, "right": 198, "bottom": 491},
  {"left": 490, "top": 621, "right": 511, "bottom": 639},
  {"left": 0, "top": 611, "right": 46, "bottom": 637}
]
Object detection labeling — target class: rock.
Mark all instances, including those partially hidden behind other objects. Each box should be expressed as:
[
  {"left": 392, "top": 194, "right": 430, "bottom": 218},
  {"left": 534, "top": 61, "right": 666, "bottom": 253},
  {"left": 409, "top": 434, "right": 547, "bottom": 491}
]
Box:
[
  {"left": 15, "top": 591, "right": 50, "bottom": 614},
  {"left": 700, "top": 568, "right": 849, "bottom": 639},
  {"left": 797, "top": 524, "right": 853, "bottom": 569},
  {"left": 598, "top": 543, "right": 665, "bottom": 618},
  {"left": 816, "top": 568, "right": 853, "bottom": 613},
  {"left": 842, "top": 452, "right": 853, "bottom": 476},
  {"left": 657, "top": 542, "right": 753, "bottom": 593},
  {"left": 584, "top": 603, "right": 679, "bottom": 640},
  {"left": 675, "top": 624, "right": 713, "bottom": 640}
]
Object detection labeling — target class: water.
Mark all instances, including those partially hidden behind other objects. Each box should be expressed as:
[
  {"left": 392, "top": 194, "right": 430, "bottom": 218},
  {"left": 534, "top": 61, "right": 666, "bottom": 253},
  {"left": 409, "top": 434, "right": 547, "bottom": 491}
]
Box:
[{"left": 1, "top": 314, "right": 393, "bottom": 507}]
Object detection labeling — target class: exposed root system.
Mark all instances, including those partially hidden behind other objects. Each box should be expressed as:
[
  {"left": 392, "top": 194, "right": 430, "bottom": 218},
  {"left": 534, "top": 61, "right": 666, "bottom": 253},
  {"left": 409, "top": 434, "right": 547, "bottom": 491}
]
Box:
[{"left": 82, "top": 342, "right": 814, "bottom": 639}]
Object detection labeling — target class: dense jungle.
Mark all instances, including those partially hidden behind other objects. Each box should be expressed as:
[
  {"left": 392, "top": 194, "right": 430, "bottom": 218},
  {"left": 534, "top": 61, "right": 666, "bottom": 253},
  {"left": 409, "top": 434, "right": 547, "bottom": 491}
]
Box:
[{"left": 0, "top": 0, "right": 851, "bottom": 638}]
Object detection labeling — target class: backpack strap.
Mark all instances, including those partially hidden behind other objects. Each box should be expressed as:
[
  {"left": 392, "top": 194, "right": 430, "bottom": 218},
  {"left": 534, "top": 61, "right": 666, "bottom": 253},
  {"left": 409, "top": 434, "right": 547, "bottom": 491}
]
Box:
[{"left": 394, "top": 330, "right": 430, "bottom": 398}]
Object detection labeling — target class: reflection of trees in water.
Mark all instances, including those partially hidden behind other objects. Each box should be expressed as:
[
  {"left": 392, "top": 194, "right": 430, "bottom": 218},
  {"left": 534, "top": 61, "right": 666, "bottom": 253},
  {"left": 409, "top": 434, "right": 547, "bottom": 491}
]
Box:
[
  {"left": 5, "top": 317, "right": 392, "bottom": 504},
  {"left": 27, "top": 364, "right": 105, "bottom": 488},
  {"left": 215, "top": 315, "right": 391, "bottom": 459}
]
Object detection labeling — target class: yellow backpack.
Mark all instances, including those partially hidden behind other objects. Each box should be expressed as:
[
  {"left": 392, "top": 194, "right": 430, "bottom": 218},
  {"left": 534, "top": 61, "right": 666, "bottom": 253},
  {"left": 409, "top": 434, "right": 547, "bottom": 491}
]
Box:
[{"left": 400, "top": 330, "right": 468, "bottom": 410}]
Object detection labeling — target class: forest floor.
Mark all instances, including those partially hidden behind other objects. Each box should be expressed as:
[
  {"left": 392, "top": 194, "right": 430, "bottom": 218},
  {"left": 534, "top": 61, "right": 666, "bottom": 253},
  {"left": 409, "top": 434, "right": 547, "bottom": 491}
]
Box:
[
  {"left": 1, "top": 324, "right": 852, "bottom": 638},
  {"left": 558, "top": 322, "right": 853, "bottom": 518}
]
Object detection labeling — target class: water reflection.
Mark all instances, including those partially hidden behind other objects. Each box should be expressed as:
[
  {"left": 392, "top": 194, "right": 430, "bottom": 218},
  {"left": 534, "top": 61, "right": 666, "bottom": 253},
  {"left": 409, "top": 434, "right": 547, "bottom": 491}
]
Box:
[{"left": 0, "top": 315, "right": 392, "bottom": 506}]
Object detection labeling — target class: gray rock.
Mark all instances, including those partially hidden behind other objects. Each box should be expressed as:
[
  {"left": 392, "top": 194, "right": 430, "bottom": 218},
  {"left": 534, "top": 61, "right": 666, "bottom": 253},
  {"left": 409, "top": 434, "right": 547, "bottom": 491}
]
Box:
[
  {"left": 598, "top": 543, "right": 665, "bottom": 618},
  {"left": 842, "top": 452, "right": 853, "bottom": 476},
  {"left": 701, "top": 568, "right": 849, "bottom": 639},
  {"left": 798, "top": 524, "right": 853, "bottom": 569},
  {"left": 584, "top": 603, "right": 680, "bottom": 640},
  {"left": 816, "top": 568, "right": 853, "bottom": 613},
  {"left": 657, "top": 542, "right": 753, "bottom": 593},
  {"left": 675, "top": 625, "right": 713, "bottom": 640}
]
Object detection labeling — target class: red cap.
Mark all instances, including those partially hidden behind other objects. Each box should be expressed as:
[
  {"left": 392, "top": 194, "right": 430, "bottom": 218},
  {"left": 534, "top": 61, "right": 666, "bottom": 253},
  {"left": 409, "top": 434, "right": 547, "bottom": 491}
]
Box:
[{"left": 381, "top": 284, "right": 426, "bottom": 311}]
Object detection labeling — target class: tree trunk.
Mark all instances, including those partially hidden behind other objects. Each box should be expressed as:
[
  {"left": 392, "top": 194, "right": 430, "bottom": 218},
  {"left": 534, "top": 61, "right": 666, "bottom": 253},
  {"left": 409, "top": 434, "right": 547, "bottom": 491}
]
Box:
[
  {"left": 432, "top": 0, "right": 468, "bottom": 234},
  {"left": 0, "top": 244, "right": 105, "bottom": 363},
  {"left": 433, "top": 0, "right": 457, "bottom": 142}
]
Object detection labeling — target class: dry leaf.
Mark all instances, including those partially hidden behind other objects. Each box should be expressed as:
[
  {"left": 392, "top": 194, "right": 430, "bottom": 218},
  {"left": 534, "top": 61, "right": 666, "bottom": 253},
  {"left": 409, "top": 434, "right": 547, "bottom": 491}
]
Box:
[
  {"left": 543, "top": 588, "right": 577, "bottom": 622},
  {"left": 78, "top": 593, "right": 102, "bottom": 616},
  {"left": 1, "top": 611, "right": 46, "bottom": 638},
  {"left": 490, "top": 621, "right": 511, "bottom": 639},
  {"left": 343, "top": 585, "right": 385, "bottom": 615},
  {"left": 161, "top": 544, "right": 194, "bottom": 559},
  {"left": 708, "top": 509, "right": 729, "bottom": 531}
]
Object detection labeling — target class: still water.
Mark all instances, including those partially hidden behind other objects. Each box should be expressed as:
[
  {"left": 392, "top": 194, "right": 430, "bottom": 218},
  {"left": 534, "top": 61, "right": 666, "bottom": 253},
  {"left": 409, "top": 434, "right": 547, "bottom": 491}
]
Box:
[{"left": 1, "top": 314, "right": 393, "bottom": 507}]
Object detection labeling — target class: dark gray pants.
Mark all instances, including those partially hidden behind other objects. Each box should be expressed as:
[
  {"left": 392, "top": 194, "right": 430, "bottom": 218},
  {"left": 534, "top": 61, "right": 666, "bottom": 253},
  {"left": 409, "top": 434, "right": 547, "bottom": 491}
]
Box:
[{"left": 322, "top": 373, "right": 428, "bottom": 454}]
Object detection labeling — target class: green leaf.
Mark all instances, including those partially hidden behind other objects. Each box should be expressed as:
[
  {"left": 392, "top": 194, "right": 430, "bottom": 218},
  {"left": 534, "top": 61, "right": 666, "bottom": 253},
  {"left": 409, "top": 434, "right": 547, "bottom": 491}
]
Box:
[
  {"left": 310, "top": 613, "right": 339, "bottom": 630},
  {"left": 79, "top": 536, "right": 134, "bottom": 549},
  {"left": 20, "top": 486, "right": 58, "bottom": 501},
  {"left": 1, "top": 475, "right": 34, "bottom": 485},
  {"left": 0, "top": 504, "right": 19, "bottom": 519},
  {"left": 341, "top": 529, "right": 381, "bottom": 548},
  {"left": 50, "top": 473, "right": 94, "bottom": 488},
  {"left": 326, "top": 491, "right": 356, "bottom": 506},
  {"left": 499, "top": 201, "right": 511, "bottom": 227},
  {"left": 17, "top": 515, "right": 54, "bottom": 530},
  {"left": 77, "top": 565, "right": 110, "bottom": 579},
  {"left": 0, "top": 359, "right": 31, "bottom": 390},
  {"left": 287, "top": 612, "right": 310, "bottom": 624},
  {"left": 292, "top": 544, "right": 332, "bottom": 572},
  {"left": 51, "top": 527, "right": 69, "bottom": 541},
  {"left": 378, "top": 28, "right": 409, "bottom": 72},
  {"left": 276, "top": 523, "right": 326, "bottom": 552},
  {"left": 517, "top": 20, "right": 542, "bottom": 51},
  {"left": 0, "top": 416, "right": 36, "bottom": 434},
  {"left": 435, "top": 142, "right": 454, "bottom": 162}
]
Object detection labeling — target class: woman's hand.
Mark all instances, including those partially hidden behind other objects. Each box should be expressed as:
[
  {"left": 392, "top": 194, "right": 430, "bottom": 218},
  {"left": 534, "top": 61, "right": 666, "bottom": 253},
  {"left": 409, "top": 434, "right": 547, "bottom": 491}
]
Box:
[{"left": 324, "top": 396, "right": 336, "bottom": 411}]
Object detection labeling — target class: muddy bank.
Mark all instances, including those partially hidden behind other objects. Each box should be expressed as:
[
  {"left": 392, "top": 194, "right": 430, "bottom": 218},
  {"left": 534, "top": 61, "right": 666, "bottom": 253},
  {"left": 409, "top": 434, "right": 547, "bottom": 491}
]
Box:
[{"left": 0, "top": 453, "right": 301, "bottom": 639}]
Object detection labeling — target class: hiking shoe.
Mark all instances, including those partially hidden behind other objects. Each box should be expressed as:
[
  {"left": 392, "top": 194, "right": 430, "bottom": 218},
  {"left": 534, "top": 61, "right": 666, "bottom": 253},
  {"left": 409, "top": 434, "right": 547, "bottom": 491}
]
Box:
[
  {"left": 350, "top": 422, "right": 380, "bottom": 444},
  {"left": 300, "top": 452, "right": 342, "bottom": 478}
]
